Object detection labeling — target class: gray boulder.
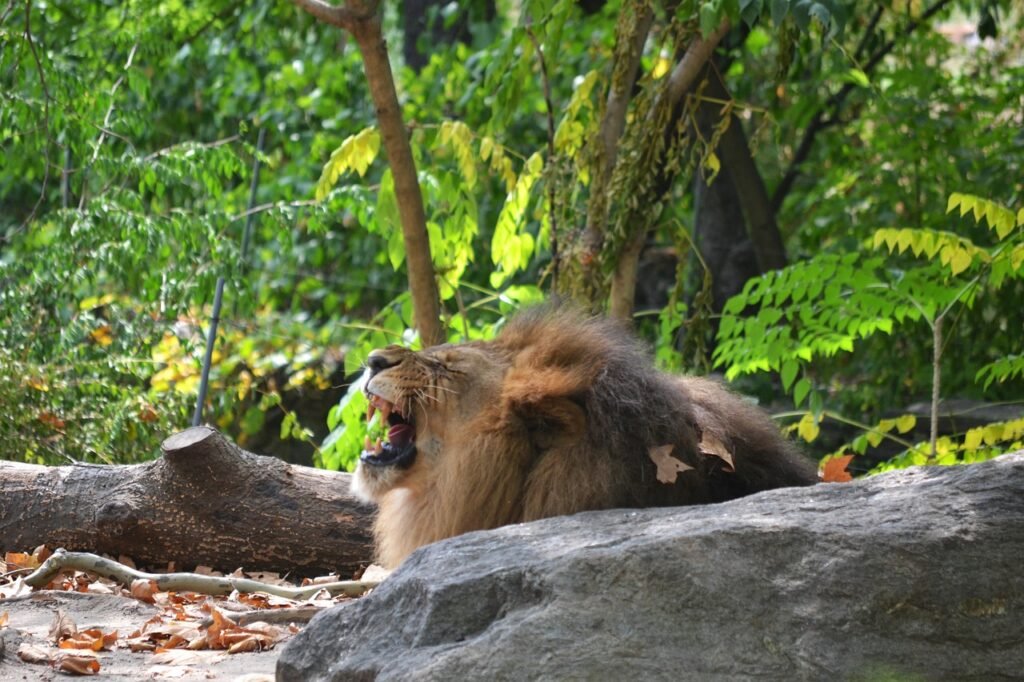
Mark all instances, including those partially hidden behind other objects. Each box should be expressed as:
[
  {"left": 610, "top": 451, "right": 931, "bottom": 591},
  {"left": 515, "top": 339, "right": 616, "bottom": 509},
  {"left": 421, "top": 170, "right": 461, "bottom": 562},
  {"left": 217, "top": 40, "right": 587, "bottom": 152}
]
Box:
[{"left": 278, "top": 453, "right": 1024, "bottom": 681}]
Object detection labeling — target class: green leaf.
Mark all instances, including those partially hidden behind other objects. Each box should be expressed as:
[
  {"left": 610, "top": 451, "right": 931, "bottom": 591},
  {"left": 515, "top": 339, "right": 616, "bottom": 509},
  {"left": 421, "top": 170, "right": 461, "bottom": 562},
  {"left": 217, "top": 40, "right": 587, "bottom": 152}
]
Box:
[
  {"left": 780, "top": 359, "right": 798, "bottom": 391},
  {"left": 770, "top": 0, "right": 788, "bottom": 25},
  {"left": 700, "top": 2, "right": 722, "bottom": 37},
  {"left": 793, "top": 378, "right": 810, "bottom": 407},
  {"left": 845, "top": 68, "right": 869, "bottom": 87}
]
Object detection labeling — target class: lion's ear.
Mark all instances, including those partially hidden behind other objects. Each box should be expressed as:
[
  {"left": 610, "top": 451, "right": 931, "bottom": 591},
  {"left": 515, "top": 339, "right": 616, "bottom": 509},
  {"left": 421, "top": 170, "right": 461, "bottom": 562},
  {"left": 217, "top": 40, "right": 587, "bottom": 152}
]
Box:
[{"left": 502, "top": 367, "right": 588, "bottom": 449}]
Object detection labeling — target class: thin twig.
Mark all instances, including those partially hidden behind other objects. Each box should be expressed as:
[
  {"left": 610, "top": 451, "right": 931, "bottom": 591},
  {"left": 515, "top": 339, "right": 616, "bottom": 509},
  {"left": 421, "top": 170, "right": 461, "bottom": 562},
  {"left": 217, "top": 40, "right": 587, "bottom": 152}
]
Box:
[
  {"left": 21, "top": 0, "right": 52, "bottom": 228},
  {"left": 143, "top": 134, "right": 241, "bottom": 162},
  {"left": 230, "top": 199, "right": 320, "bottom": 222},
  {"left": 24, "top": 548, "right": 381, "bottom": 599},
  {"left": 525, "top": 26, "right": 559, "bottom": 289},
  {"left": 78, "top": 42, "right": 139, "bottom": 210}
]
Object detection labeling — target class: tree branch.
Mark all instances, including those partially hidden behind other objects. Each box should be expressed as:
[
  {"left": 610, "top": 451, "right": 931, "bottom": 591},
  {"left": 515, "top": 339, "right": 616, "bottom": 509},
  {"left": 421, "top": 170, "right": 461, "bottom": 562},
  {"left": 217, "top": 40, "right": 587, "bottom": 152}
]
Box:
[
  {"left": 663, "top": 20, "right": 732, "bottom": 110},
  {"left": 771, "top": 0, "right": 955, "bottom": 212},
  {"left": 21, "top": 0, "right": 52, "bottom": 228},
  {"left": 289, "top": 0, "right": 372, "bottom": 31},
  {"left": 607, "top": 18, "right": 732, "bottom": 320},
  {"left": 24, "top": 549, "right": 380, "bottom": 599}
]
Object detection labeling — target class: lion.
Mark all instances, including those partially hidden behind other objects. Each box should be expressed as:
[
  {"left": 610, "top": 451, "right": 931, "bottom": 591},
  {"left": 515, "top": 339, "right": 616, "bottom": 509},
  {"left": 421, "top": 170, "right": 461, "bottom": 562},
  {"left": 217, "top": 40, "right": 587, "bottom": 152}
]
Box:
[{"left": 352, "top": 306, "right": 818, "bottom": 568}]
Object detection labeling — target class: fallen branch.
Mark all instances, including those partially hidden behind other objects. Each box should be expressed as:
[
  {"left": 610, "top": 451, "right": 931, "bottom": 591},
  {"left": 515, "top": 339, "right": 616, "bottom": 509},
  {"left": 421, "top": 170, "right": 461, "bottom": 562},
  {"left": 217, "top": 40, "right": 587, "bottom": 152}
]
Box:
[
  {"left": 24, "top": 549, "right": 380, "bottom": 599},
  {"left": 0, "top": 426, "right": 375, "bottom": 575}
]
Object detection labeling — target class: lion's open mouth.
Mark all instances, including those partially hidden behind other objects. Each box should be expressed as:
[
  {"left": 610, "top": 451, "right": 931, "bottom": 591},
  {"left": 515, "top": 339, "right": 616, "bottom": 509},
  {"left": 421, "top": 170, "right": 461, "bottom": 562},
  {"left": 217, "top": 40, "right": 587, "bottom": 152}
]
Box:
[{"left": 360, "top": 393, "right": 416, "bottom": 468}]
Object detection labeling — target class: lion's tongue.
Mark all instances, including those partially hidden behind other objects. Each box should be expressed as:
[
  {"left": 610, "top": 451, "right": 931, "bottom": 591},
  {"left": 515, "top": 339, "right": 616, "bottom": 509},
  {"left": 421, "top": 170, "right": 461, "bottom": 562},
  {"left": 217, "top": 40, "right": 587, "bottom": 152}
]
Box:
[{"left": 387, "top": 423, "right": 414, "bottom": 448}]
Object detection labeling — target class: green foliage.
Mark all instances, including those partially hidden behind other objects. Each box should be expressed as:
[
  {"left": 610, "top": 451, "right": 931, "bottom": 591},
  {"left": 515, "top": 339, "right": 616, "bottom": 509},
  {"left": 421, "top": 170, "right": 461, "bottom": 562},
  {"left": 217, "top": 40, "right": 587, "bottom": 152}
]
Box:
[
  {"left": 872, "top": 418, "right": 1024, "bottom": 473},
  {"left": 715, "top": 192, "right": 1024, "bottom": 469},
  {"left": 3, "top": 0, "right": 1021, "bottom": 477}
]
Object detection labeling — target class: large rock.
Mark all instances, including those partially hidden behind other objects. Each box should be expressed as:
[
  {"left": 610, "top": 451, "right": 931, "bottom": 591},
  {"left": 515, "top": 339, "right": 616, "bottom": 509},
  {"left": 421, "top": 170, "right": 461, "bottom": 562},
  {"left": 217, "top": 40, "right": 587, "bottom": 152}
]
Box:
[{"left": 278, "top": 453, "right": 1024, "bottom": 681}]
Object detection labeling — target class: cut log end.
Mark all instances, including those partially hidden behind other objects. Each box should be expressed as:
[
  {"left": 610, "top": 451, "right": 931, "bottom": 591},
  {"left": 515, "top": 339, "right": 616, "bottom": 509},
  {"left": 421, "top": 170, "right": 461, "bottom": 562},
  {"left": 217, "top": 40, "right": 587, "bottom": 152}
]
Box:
[{"left": 161, "top": 426, "right": 221, "bottom": 456}]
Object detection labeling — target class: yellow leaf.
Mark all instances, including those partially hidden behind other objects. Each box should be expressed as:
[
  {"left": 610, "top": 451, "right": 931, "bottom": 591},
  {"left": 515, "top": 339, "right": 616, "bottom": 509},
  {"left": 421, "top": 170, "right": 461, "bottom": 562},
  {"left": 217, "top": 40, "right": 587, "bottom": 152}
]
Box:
[
  {"left": 895, "top": 414, "right": 916, "bottom": 433},
  {"left": 946, "top": 192, "right": 961, "bottom": 214},
  {"left": 949, "top": 247, "right": 971, "bottom": 275},
  {"left": 963, "top": 428, "right": 983, "bottom": 451},
  {"left": 797, "top": 413, "right": 820, "bottom": 442},
  {"left": 27, "top": 377, "right": 49, "bottom": 392},
  {"left": 704, "top": 151, "right": 721, "bottom": 178},
  {"left": 651, "top": 52, "right": 672, "bottom": 79},
  {"left": 982, "top": 424, "right": 1005, "bottom": 446},
  {"left": 90, "top": 325, "right": 114, "bottom": 347},
  {"left": 649, "top": 444, "right": 693, "bottom": 484}
]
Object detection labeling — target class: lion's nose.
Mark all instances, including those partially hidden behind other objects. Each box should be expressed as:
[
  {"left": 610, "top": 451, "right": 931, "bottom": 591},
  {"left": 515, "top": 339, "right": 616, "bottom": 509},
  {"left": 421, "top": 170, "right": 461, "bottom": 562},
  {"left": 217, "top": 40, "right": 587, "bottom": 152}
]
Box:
[{"left": 366, "top": 351, "right": 400, "bottom": 376}]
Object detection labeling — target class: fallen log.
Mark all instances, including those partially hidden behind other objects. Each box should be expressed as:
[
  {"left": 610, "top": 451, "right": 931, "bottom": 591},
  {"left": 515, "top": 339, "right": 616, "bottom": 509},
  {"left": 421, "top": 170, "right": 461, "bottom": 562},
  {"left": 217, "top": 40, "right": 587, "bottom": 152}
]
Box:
[{"left": 0, "top": 427, "right": 374, "bottom": 576}]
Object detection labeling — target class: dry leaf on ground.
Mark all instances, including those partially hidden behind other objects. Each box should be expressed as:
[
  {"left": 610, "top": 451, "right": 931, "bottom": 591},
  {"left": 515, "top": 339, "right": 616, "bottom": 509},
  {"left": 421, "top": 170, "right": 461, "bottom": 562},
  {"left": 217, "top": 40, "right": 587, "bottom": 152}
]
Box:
[
  {"left": 54, "top": 651, "right": 101, "bottom": 675},
  {"left": 49, "top": 609, "right": 78, "bottom": 642},
  {"left": 18, "top": 642, "right": 53, "bottom": 664}
]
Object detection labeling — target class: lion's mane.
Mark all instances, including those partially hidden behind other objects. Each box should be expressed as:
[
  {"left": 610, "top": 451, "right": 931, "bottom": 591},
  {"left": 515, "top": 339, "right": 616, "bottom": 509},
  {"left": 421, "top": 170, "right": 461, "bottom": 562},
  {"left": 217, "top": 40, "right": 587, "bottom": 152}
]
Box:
[{"left": 357, "top": 307, "right": 817, "bottom": 567}]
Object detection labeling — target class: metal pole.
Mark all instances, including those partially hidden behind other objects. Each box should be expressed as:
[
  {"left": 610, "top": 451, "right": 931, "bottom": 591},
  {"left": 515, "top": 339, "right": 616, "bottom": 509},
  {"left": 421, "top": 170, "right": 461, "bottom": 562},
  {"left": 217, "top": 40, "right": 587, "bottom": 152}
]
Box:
[
  {"left": 191, "top": 128, "right": 265, "bottom": 426},
  {"left": 192, "top": 276, "right": 225, "bottom": 426},
  {"left": 240, "top": 127, "right": 266, "bottom": 263}
]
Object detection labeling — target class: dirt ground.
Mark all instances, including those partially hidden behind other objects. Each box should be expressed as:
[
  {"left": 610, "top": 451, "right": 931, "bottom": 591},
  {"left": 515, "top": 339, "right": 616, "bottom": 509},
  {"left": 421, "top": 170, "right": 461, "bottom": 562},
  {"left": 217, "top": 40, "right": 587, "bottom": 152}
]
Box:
[{"left": 1, "top": 591, "right": 281, "bottom": 680}]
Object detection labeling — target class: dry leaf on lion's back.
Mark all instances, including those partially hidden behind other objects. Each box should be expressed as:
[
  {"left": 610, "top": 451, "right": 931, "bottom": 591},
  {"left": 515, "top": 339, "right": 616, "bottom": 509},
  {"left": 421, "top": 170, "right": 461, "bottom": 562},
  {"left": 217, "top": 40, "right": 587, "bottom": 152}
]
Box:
[
  {"left": 821, "top": 454, "right": 855, "bottom": 483},
  {"left": 698, "top": 432, "right": 735, "bottom": 472},
  {"left": 649, "top": 444, "right": 694, "bottom": 484}
]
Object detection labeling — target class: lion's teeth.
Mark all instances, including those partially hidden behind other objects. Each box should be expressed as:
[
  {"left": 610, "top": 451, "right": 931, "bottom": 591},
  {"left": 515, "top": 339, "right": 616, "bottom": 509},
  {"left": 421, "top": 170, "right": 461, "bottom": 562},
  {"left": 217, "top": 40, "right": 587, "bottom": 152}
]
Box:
[
  {"left": 364, "top": 436, "right": 372, "bottom": 451},
  {"left": 374, "top": 437, "right": 383, "bottom": 453},
  {"left": 367, "top": 403, "right": 376, "bottom": 421}
]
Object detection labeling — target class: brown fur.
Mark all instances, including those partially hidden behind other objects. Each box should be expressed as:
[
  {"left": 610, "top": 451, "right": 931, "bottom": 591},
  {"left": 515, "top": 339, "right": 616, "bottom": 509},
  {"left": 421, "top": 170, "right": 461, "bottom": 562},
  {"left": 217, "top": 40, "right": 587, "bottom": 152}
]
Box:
[{"left": 353, "top": 307, "right": 818, "bottom": 567}]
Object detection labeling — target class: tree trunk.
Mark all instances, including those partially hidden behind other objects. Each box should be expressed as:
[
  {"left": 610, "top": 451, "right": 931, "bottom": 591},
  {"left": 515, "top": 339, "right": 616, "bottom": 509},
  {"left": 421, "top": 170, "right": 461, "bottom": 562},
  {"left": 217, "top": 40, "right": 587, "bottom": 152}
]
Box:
[
  {"left": 699, "top": 66, "right": 787, "bottom": 272},
  {"left": 290, "top": 0, "right": 444, "bottom": 346},
  {"left": 573, "top": 6, "right": 654, "bottom": 306},
  {"left": 693, "top": 164, "right": 759, "bottom": 312},
  {"left": 351, "top": 16, "right": 444, "bottom": 346},
  {"left": 0, "top": 427, "right": 374, "bottom": 576}
]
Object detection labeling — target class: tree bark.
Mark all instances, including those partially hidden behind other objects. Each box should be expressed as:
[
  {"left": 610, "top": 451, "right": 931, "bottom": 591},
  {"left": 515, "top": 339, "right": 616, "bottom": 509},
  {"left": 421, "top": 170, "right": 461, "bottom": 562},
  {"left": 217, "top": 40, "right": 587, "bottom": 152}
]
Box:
[
  {"left": 699, "top": 66, "right": 786, "bottom": 272},
  {"left": 693, "top": 164, "right": 758, "bottom": 313},
  {"left": 607, "top": 19, "right": 732, "bottom": 321},
  {"left": 352, "top": 16, "right": 444, "bottom": 346},
  {"left": 0, "top": 427, "right": 374, "bottom": 576},
  {"left": 574, "top": 5, "right": 654, "bottom": 304},
  {"left": 291, "top": 0, "right": 444, "bottom": 346}
]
